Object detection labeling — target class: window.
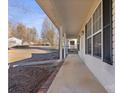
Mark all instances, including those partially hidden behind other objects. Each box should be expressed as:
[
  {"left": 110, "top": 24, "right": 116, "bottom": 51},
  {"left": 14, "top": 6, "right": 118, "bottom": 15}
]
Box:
[
  {"left": 85, "top": 1, "right": 113, "bottom": 65},
  {"left": 85, "top": 19, "right": 92, "bottom": 54},
  {"left": 87, "top": 19, "right": 92, "bottom": 36},
  {"left": 93, "top": 33, "right": 101, "bottom": 57},
  {"left": 93, "top": 3, "right": 102, "bottom": 57},
  {"left": 85, "top": 25, "right": 88, "bottom": 54},
  {"left": 85, "top": 3, "right": 102, "bottom": 57},
  {"left": 93, "top": 3, "right": 101, "bottom": 33},
  {"left": 70, "top": 41, "right": 75, "bottom": 45},
  {"left": 87, "top": 38, "right": 91, "bottom": 54},
  {"left": 103, "top": 0, "right": 113, "bottom": 64}
]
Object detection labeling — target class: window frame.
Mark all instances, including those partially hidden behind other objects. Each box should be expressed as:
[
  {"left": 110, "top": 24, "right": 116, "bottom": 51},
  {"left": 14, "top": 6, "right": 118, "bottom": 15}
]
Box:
[
  {"left": 85, "top": 19, "right": 92, "bottom": 55},
  {"left": 85, "top": 1, "right": 103, "bottom": 59},
  {"left": 85, "top": 0, "right": 113, "bottom": 65}
]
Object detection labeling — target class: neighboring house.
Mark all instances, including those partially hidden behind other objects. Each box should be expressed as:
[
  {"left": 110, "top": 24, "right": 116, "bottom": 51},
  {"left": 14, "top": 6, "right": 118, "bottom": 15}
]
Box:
[
  {"left": 40, "top": 39, "right": 51, "bottom": 46},
  {"left": 23, "top": 41, "right": 29, "bottom": 45},
  {"left": 8, "top": 37, "right": 22, "bottom": 48},
  {"left": 41, "top": 42, "right": 50, "bottom": 46},
  {"left": 30, "top": 42, "right": 34, "bottom": 45}
]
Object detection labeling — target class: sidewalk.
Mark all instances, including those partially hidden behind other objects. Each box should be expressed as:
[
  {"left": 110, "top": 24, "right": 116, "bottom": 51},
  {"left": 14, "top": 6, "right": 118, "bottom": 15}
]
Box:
[{"left": 47, "top": 54, "right": 108, "bottom": 93}]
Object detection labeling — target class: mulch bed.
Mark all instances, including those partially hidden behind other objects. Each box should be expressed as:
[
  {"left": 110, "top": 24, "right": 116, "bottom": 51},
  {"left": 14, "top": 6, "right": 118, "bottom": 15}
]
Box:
[
  {"left": 8, "top": 62, "right": 63, "bottom": 93},
  {"left": 37, "top": 62, "right": 63, "bottom": 93}
]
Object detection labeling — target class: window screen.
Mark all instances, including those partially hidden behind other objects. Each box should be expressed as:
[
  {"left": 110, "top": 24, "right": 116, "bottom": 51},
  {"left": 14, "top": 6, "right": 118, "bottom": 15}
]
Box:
[
  {"left": 93, "top": 33, "right": 101, "bottom": 57},
  {"left": 93, "top": 3, "right": 101, "bottom": 33},
  {"left": 88, "top": 38, "right": 91, "bottom": 54},
  {"left": 85, "top": 19, "right": 92, "bottom": 54}
]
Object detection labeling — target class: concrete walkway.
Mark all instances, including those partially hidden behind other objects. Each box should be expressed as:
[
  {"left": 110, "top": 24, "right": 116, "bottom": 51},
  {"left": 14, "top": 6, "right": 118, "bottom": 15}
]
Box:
[{"left": 47, "top": 54, "right": 108, "bottom": 93}]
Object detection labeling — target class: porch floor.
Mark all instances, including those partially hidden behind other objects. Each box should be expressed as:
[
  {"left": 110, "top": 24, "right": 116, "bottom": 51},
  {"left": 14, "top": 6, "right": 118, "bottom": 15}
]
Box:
[{"left": 47, "top": 54, "right": 108, "bottom": 93}]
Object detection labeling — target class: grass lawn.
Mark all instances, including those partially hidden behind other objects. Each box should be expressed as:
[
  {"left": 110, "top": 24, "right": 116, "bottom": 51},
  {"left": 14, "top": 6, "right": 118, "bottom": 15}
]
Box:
[{"left": 8, "top": 48, "right": 49, "bottom": 63}]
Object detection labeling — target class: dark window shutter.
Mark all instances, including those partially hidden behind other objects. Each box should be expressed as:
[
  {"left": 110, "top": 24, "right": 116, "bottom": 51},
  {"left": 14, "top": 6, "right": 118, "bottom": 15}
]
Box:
[
  {"left": 85, "top": 25, "right": 88, "bottom": 54},
  {"left": 103, "top": 0, "right": 113, "bottom": 65}
]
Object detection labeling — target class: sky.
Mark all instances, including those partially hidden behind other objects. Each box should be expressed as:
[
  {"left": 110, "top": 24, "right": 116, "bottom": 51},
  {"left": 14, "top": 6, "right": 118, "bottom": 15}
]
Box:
[{"left": 8, "top": 0, "right": 47, "bottom": 37}]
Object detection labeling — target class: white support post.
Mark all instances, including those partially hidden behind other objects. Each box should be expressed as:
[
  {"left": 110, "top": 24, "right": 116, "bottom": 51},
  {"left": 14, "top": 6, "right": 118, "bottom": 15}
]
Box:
[
  {"left": 64, "top": 33, "right": 66, "bottom": 58},
  {"left": 59, "top": 26, "right": 63, "bottom": 60}
]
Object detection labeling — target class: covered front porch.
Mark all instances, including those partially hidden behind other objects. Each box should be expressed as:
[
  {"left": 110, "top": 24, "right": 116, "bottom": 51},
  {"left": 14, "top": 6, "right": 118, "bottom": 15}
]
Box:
[{"left": 36, "top": 0, "right": 114, "bottom": 93}]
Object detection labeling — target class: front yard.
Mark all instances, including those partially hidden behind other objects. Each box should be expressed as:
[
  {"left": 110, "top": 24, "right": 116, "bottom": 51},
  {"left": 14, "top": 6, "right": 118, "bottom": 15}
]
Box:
[
  {"left": 8, "top": 46, "right": 50, "bottom": 63},
  {"left": 8, "top": 46, "right": 61, "bottom": 93}
]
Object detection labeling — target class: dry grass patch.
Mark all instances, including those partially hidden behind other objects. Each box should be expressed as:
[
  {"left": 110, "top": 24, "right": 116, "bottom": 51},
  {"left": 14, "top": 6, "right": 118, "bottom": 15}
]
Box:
[{"left": 8, "top": 49, "right": 49, "bottom": 63}]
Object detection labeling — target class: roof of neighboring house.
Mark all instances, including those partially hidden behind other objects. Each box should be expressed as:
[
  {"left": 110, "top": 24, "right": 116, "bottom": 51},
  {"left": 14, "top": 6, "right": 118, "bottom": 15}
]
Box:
[
  {"left": 8, "top": 37, "right": 22, "bottom": 48},
  {"left": 8, "top": 37, "right": 22, "bottom": 42}
]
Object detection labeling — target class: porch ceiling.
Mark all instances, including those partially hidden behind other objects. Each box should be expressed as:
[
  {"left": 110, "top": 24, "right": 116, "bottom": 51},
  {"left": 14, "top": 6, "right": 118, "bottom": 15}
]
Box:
[{"left": 36, "top": 0, "right": 97, "bottom": 38}]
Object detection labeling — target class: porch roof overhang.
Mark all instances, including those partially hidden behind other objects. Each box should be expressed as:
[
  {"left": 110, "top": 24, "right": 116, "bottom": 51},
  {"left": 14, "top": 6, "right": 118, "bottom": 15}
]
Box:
[{"left": 36, "top": 0, "right": 99, "bottom": 38}]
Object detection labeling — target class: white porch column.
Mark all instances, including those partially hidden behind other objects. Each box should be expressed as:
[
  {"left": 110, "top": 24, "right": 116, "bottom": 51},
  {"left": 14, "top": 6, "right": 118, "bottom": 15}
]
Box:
[
  {"left": 64, "top": 33, "right": 67, "bottom": 58},
  {"left": 59, "top": 26, "right": 63, "bottom": 60}
]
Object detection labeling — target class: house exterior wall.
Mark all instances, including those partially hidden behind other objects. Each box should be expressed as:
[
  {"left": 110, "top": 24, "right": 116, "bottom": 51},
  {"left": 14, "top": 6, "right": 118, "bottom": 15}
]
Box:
[
  {"left": 8, "top": 37, "right": 22, "bottom": 48},
  {"left": 78, "top": 0, "right": 115, "bottom": 93}
]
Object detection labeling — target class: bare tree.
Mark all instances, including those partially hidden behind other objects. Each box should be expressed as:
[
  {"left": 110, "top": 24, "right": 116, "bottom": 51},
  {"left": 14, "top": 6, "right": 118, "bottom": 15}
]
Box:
[
  {"left": 26, "top": 28, "right": 32, "bottom": 43},
  {"left": 16, "top": 23, "right": 27, "bottom": 44},
  {"left": 8, "top": 22, "right": 39, "bottom": 45},
  {"left": 27, "top": 27, "right": 38, "bottom": 44},
  {"left": 31, "top": 28, "right": 38, "bottom": 43},
  {"left": 41, "top": 18, "right": 56, "bottom": 46},
  {"left": 8, "top": 22, "right": 16, "bottom": 38}
]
